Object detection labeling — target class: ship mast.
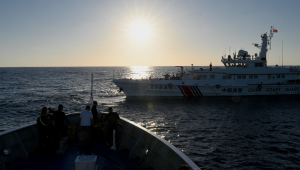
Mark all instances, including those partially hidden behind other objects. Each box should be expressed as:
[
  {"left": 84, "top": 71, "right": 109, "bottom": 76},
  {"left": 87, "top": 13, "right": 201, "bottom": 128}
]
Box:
[
  {"left": 254, "top": 26, "right": 276, "bottom": 62},
  {"left": 269, "top": 26, "right": 274, "bottom": 50}
]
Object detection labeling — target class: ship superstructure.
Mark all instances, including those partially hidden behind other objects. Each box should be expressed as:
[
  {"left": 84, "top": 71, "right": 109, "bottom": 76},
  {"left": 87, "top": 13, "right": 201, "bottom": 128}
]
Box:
[{"left": 113, "top": 27, "right": 300, "bottom": 96}]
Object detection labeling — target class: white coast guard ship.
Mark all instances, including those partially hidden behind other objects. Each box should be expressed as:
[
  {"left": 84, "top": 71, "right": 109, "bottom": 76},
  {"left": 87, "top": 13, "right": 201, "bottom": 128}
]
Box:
[{"left": 113, "top": 27, "right": 300, "bottom": 97}]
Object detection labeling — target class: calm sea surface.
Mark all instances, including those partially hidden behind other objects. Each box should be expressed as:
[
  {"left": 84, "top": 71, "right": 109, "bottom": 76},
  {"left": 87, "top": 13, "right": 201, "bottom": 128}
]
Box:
[{"left": 1, "top": 67, "right": 300, "bottom": 169}]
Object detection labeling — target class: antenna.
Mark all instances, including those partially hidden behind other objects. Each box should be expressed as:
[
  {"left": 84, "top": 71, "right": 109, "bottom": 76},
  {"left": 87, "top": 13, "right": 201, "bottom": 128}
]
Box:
[
  {"left": 113, "top": 69, "right": 114, "bottom": 79},
  {"left": 88, "top": 74, "right": 94, "bottom": 105},
  {"left": 279, "top": 49, "right": 280, "bottom": 66},
  {"left": 282, "top": 40, "right": 283, "bottom": 67},
  {"left": 269, "top": 26, "right": 274, "bottom": 50}
]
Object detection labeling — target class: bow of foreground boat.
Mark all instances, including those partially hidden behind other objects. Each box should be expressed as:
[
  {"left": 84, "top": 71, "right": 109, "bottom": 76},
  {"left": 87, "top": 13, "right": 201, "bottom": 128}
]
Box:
[{"left": 0, "top": 113, "right": 200, "bottom": 170}]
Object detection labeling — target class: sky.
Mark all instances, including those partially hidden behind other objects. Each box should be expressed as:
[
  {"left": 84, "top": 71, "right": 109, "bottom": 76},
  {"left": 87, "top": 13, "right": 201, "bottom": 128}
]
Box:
[{"left": 0, "top": 0, "right": 300, "bottom": 67}]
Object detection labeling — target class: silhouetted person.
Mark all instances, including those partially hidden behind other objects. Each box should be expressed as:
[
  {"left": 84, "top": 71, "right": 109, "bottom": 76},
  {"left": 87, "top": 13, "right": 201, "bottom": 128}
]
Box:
[
  {"left": 37, "top": 107, "right": 54, "bottom": 154},
  {"left": 53, "top": 104, "right": 67, "bottom": 143},
  {"left": 91, "top": 101, "right": 100, "bottom": 124},
  {"left": 79, "top": 105, "right": 94, "bottom": 145},
  {"left": 104, "top": 107, "right": 120, "bottom": 145}
]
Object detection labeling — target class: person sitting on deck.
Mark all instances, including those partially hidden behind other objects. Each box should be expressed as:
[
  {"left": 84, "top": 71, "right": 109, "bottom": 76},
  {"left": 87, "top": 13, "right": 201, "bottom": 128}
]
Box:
[
  {"left": 37, "top": 107, "right": 54, "bottom": 154},
  {"left": 53, "top": 104, "right": 67, "bottom": 144},
  {"left": 104, "top": 107, "right": 120, "bottom": 146}
]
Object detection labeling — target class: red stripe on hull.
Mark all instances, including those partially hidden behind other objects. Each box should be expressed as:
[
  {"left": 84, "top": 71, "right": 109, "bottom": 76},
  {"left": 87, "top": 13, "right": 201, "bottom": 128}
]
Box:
[{"left": 181, "top": 86, "right": 194, "bottom": 96}]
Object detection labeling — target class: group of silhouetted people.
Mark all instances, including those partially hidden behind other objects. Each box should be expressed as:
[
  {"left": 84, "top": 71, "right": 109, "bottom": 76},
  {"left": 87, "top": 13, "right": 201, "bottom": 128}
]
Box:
[
  {"left": 37, "top": 104, "right": 67, "bottom": 154},
  {"left": 37, "top": 101, "right": 120, "bottom": 154},
  {"left": 37, "top": 107, "right": 53, "bottom": 154},
  {"left": 79, "top": 101, "right": 120, "bottom": 146}
]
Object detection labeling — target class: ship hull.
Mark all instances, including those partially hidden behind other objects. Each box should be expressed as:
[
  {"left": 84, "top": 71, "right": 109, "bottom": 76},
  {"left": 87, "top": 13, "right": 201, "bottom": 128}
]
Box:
[{"left": 114, "top": 80, "right": 300, "bottom": 96}]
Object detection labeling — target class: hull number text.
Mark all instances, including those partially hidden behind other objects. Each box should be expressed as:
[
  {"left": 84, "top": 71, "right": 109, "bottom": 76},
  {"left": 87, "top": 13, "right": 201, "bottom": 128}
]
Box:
[
  {"left": 222, "top": 88, "right": 243, "bottom": 93},
  {"left": 150, "top": 85, "right": 172, "bottom": 90}
]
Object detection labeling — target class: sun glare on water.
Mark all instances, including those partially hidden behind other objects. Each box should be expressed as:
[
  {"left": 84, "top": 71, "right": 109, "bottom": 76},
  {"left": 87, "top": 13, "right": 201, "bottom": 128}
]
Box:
[
  {"left": 130, "top": 66, "right": 149, "bottom": 79},
  {"left": 131, "top": 21, "right": 150, "bottom": 40}
]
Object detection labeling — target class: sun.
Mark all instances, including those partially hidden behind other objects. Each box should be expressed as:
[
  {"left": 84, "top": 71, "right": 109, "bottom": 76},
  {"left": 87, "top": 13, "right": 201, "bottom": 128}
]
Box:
[{"left": 131, "top": 21, "right": 150, "bottom": 40}]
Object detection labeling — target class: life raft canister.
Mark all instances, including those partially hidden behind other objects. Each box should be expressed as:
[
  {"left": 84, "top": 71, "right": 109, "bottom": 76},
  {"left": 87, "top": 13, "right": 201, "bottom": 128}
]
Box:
[{"left": 216, "top": 84, "right": 221, "bottom": 89}]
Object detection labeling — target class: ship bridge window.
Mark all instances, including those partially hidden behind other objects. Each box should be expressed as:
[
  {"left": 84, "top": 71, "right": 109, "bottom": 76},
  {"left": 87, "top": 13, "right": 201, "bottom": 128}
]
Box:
[
  {"left": 237, "top": 75, "right": 241, "bottom": 79},
  {"left": 223, "top": 75, "right": 232, "bottom": 79},
  {"left": 225, "top": 63, "right": 235, "bottom": 67},
  {"left": 210, "top": 75, "right": 215, "bottom": 79},
  {"left": 268, "top": 75, "right": 271, "bottom": 79},
  {"left": 277, "top": 74, "right": 285, "bottom": 78},
  {"left": 249, "top": 75, "right": 253, "bottom": 79},
  {"left": 199, "top": 75, "right": 207, "bottom": 79},
  {"left": 255, "top": 63, "right": 264, "bottom": 67},
  {"left": 237, "top": 63, "right": 243, "bottom": 67},
  {"left": 254, "top": 75, "right": 258, "bottom": 79},
  {"left": 242, "top": 75, "right": 246, "bottom": 79}
]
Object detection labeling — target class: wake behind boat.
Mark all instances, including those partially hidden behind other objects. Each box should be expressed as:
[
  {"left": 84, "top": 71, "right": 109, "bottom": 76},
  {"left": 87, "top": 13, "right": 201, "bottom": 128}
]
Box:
[{"left": 113, "top": 27, "right": 300, "bottom": 97}]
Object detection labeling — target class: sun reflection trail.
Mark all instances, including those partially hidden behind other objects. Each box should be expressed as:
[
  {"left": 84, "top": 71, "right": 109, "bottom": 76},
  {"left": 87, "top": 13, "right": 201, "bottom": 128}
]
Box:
[{"left": 130, "top": 66, "right": 150, "bottom": 79}]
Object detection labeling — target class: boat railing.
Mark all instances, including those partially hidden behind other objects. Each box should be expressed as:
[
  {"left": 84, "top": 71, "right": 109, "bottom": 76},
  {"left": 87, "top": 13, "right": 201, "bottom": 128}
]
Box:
[
  {"left": 114, "top": 77, "right": 182, "bottom": 81},
  {"left": 289, "top": 66, "right": 300, "bottom": 72},
  {"left": 221, "top": 57, "right": 261, "bottom": 62}
]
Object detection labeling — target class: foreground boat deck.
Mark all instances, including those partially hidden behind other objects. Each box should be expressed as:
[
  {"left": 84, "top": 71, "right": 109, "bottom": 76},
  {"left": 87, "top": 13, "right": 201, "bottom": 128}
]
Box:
[
  {"left": 1, "top": 113, "right": 200, "bottom": 170},
  {"left": 5, "top": 141, "right": 147, "bottom": 170}
]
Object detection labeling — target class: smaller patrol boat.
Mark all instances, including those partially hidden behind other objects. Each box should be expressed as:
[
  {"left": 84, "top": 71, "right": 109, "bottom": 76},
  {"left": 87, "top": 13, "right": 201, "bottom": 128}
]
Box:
[{"left": 113, "top": 26, "right": 300, "bottom": 96}]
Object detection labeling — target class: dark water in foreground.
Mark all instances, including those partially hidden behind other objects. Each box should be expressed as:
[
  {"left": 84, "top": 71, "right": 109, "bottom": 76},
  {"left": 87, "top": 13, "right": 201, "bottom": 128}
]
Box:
[{"left": 1, "top": 67, "right": 300, "bottom": 169}]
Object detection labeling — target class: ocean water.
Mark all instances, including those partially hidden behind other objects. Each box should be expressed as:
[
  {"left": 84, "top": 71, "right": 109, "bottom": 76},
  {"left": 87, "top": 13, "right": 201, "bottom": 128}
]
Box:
[{"left": 1, "top": 67, "right": 300, "bottom": 169}]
